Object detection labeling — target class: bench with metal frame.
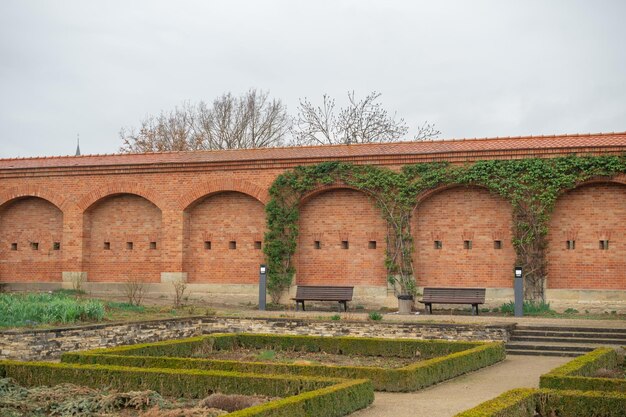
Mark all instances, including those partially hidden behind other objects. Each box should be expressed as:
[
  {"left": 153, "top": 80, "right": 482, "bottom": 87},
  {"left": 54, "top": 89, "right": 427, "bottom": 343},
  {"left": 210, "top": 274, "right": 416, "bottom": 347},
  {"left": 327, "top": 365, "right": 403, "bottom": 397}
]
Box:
[
  {"left": 419, "top": 287, "right": 486, "bottom": 315},
  {"left": 292, "top": 285, "right": 354, "bottom": 312}
]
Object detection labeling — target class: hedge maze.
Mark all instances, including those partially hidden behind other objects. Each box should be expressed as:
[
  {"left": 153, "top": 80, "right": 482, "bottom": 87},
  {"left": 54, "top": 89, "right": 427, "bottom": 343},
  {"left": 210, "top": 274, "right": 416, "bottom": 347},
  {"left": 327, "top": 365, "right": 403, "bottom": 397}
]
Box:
[
  {"left": 0, "top": 360, "right": 374, "bottom": 417},
  {"left": 455, "top": 347, "right": 626, "bottom": 417},
  {"left": 61, "top": 333, "right": 506, "bottom": 392},
  {"left": 0, "top": 333, "right": 506, "bottom": 416}
]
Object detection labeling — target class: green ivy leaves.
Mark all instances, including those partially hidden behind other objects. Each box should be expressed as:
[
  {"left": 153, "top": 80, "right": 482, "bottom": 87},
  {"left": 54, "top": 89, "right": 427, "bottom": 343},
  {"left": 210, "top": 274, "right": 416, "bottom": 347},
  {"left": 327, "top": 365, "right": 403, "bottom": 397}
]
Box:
[{"left": 264, "top": 154, "right": 626, "bottom": 302}]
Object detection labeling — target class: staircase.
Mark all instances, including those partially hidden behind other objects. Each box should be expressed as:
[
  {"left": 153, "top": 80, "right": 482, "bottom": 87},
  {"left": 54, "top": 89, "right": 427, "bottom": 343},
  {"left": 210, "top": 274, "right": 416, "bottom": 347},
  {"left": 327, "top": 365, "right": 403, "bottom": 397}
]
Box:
[{"left": 506, "top": 325, "right": 626, "bottom": 357}]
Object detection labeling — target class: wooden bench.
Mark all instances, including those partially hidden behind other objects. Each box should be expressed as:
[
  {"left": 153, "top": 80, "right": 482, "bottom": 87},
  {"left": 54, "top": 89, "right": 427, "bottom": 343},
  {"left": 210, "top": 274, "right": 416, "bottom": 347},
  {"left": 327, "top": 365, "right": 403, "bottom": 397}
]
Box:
[
  {"left": 292, "top": 285, "right": 354, "bottom": 312},
  {"left": 419, "top": 287, "right": 486, "bottom": 315}
]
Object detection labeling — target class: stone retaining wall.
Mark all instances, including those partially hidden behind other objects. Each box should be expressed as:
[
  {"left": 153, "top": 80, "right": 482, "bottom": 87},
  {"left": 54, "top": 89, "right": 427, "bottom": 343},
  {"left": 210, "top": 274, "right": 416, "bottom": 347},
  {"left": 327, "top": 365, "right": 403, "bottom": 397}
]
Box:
[{"left": 0, "top": 316, "right": 513, "bottom": 361}]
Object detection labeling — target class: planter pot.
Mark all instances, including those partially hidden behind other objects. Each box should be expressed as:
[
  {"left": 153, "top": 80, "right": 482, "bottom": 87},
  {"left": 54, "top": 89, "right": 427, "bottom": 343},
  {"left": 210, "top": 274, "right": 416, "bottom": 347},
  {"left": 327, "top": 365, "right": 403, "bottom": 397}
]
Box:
[{"left": 397, "top": 295, "right": 414, "bottom": 315}]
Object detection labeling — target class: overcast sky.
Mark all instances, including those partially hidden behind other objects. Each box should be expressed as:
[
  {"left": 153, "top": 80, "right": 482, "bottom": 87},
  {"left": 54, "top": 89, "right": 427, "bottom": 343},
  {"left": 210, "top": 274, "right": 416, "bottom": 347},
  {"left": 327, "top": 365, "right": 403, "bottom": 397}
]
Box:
[{"left": 1, "top": 0, "right": 625, "bottom": 158}]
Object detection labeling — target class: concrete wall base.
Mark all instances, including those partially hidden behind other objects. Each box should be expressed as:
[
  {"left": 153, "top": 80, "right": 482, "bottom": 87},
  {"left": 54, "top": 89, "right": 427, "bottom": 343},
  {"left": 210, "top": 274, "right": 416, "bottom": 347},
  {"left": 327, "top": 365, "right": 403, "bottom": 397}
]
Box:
[
  {"left": 1, "top": 282, "right": 625, "bottom": 312},
  {"left": 161, "top": 272, "right": 188, "bottom": 284}
]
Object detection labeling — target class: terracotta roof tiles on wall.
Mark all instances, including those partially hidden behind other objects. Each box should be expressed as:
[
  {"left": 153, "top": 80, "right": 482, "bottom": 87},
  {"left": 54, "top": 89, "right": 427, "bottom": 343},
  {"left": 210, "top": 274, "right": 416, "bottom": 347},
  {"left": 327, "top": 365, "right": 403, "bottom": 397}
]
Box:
[{"left": 1, "top": 132, "right": 625, "bottom": 170}]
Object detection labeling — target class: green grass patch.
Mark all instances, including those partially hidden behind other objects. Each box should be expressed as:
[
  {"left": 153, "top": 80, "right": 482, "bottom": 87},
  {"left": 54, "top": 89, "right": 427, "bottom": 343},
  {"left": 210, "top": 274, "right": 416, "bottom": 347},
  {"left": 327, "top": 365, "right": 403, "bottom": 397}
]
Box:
[
  {"left": 62, "top": 333, "right": 505, "bottom": 392},
  {"left": 454, "top": 388, "right": 626, "bottom": 417},
  {"left": 499, "top": 300, "right": 555, "bottom": 316},
  {"left": 0, "top": 292, "right": 105, "bottom": 327}
]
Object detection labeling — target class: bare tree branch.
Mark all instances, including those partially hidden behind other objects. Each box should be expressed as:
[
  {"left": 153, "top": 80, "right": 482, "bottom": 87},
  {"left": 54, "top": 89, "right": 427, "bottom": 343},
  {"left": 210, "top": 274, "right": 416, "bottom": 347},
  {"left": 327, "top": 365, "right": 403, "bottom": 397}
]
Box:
[
  {"left": 291, "top": 91, "right": 439, "bottom": 145},
  {"left": 119, "top": 89, "right": 290, "bottom": 153}
]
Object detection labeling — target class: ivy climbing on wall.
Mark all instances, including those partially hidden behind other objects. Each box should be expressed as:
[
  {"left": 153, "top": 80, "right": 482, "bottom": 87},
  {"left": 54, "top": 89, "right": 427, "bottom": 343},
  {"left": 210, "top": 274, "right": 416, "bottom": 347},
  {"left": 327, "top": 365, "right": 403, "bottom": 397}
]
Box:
[{"left": 263, "top": 155, "right": 626, "bottom": 303}]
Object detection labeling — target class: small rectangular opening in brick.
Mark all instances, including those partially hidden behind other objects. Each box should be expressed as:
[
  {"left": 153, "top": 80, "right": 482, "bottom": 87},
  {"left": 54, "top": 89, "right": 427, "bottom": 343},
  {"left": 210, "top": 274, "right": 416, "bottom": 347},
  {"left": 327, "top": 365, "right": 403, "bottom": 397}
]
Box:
[
  {"left": 150, "top": 241, "right": 157, "bottom": 250},
  {"left": 566, "top": 240, "right": 575, "bottom": 250},
  {"left": 31, "top": 242, "right": 39, "bottom": 250},
  {"left": 11, "top": 243, "right": 17, "bottom": 251},
  {"left": 368, "top": 240, "right": 377, "bottom": 249},
  {"left": 254, "top": 241, "right": 262, "bottom": 249},
  {"left": 314, "top": 240, "right": 321, "bottom": 249},
  {"left": 494, "top": 240, "right": 502, "bottom": 250},
  {"left": 53, "top": 242, "right": 61, "bottom": 250},
  {"left": 204, "top": 241, "right": 211, "bottom": 250},
  {"left": 463, "top": 240, "right": 472, "bottom": 250},
  {"left": 103, "top": 242, "right": 110, "bottom": 250},
  {"left": 434, "top": 240, "right": 442, "bottom": 250},
  {"left": 126, "top": 242, "right": 133, "bottom": 250},
  {"left": 229, "top": 241, "right": 237, "bottom": 250},
  {"left": 599, "top": 240, "right": 609, "bottom": 250},
  {"left": 341, "top": 241, "right": 349, "bottom": 249}
]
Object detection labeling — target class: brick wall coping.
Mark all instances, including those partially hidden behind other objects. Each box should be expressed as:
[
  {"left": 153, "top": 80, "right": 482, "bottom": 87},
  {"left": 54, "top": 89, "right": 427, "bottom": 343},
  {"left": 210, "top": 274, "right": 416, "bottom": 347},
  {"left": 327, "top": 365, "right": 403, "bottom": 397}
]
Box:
[
  {"left": 0, "top": 315, "right": 515, "bottom": 335},
  {"left": 1, "top": 132, "right": 625, "bottom": 177}
]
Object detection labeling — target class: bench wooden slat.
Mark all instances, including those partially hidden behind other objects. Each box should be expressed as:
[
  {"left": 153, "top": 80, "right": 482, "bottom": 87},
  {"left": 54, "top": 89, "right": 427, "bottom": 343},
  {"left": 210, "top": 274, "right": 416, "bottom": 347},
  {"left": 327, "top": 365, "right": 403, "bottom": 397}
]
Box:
[
  {"left": 418, "top": 287, "right": 486, "bottom": 315},
  {"left": 292, "top": 285, "right": 354, "bottom": 312}
]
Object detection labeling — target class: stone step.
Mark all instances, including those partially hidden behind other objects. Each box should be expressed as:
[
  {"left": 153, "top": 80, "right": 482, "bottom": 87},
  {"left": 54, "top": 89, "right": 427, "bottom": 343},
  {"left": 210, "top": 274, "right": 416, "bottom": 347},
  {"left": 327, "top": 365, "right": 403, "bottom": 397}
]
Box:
[
  {"left": 515, "top": 325, "right": 626, "bottom": 335},
  {"left": 505, "top": 343, "right": 594, "bottom": 353},
  {"left": 513, "top": 330, "right": 626, "bottom": 340},
  {"left": 509, "top": 335, "right": 626, "bottom": 345},
  {"left": 506, "top": 349, "right": 581, "bottom": 357}
]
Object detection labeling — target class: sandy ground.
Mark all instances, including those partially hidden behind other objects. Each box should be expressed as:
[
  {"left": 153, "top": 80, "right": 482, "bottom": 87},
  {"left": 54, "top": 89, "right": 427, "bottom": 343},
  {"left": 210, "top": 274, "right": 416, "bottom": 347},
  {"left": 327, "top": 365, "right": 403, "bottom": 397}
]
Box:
[{"left": 350, "top": 355, "right": 569, "bottom": 417}]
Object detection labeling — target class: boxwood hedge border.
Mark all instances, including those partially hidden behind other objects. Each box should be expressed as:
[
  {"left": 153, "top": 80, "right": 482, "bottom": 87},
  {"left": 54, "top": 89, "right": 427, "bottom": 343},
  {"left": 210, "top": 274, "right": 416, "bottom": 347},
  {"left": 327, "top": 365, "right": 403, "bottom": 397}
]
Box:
[
  {"left": 539, "top": 347, "right": 625, "bottom": 392},
  {"left": 454, "top": 388, "right": 626, "bottom": 417},
  {"left": 61, "top": 333, "right": 505, "bottom": 392},
  {"left": 0, "top": 360, "right": 373, "bottom": 417}
]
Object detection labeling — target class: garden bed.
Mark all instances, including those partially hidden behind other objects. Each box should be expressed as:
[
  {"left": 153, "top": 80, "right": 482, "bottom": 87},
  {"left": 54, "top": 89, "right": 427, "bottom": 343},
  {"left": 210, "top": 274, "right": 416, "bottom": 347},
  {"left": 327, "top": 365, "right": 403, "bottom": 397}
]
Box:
[
  {"left": 62, "top": 333, "right": 506, "bottom": 392},
  {"left": 0, "top": 377, "right": 274, "bottom": 416},
  {"left": 0, "top": 360, "right": 373, "bottom": 417},
  {"left": 454, "top": 388, "right": 626, "bottom": 417},
  {"left": 186, "top": 346, "right": 417, "bottom": 368}
]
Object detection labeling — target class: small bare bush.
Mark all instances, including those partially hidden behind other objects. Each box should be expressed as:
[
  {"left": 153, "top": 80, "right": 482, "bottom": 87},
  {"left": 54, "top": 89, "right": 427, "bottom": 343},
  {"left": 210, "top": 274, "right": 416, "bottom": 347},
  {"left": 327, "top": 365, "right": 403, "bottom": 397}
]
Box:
[
  {"left": 593, "top": 367, "right": 624, "bottom": 378},
  {"left": 124, "top": 277, "right": 145, "bottom": 306},
  {"left": 198, "top": 393, "right": 266, "bottom": 412},
  {"left": 173, "top": 281, "right": 188, "bottom": 308}
]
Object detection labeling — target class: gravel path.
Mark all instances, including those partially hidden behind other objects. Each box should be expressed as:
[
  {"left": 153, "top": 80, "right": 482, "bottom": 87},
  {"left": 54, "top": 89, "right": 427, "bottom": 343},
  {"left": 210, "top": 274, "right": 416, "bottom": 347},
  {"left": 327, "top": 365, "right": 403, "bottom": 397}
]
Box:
[{"left": 350, "top": 355, "right": 569, "bottom": 417}]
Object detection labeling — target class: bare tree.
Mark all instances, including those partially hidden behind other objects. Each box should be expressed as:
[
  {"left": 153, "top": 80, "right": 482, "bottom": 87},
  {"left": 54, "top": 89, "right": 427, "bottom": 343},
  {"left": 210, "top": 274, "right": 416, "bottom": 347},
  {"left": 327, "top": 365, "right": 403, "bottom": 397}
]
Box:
[
  {"left": 292, "top": 91, "right": 439, "bottom": 145},
  {"left": 119, "top": 89, "right": 290, "bottom": 153}
]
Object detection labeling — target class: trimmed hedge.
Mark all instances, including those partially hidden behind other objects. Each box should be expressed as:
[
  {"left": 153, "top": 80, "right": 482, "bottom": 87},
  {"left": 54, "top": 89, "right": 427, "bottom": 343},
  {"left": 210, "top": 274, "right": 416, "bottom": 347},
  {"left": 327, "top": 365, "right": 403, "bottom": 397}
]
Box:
[
  {"left": 539, "top": 348, "right": 626, "bottom": 392},
  {"left": 62, "top": 333, "right": 505, "bottom": 391},
  {"left": 0, "top": 360, "right": 373, "bottom": 417},
  {"left": 454, "top": 388, "right": 626, "bottom": 417}
]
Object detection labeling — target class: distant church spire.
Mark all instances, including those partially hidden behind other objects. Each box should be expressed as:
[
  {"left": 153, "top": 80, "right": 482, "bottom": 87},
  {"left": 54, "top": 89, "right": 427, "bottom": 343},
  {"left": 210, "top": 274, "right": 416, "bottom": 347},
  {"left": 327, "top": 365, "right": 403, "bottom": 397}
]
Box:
[{"left": 75, "top": 134, "right": 81, "bottom": 156}]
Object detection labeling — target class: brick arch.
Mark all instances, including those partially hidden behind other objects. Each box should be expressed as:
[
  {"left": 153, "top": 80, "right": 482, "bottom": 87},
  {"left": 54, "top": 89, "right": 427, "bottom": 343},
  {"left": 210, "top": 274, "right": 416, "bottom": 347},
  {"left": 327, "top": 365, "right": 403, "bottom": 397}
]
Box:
[
  {"left": 300, "top": 184, "right": 375, "bottom": 206},
  {"left": 297, "top": 186, "right": 387, "bottom": 287},
  {"left": 77, "top": 182, "right": 163, "bottom": 212},
  {"left": 415, "top": 183, "right": 496, "bottom": 207},
  {"left": 413, "top": 184, "right": 516, "bottom": 288},
  {"left": 179, "top": 179, "right": 268, "bottom": 210},
  {"left": 547, "top": 180, "right": 626, "bottom": 290},
  {"left": 561, "top": 174, "right": 626, "bottom": 195},
  {"left": 0, "top": 185, "right": 68, "bottom": 212}
]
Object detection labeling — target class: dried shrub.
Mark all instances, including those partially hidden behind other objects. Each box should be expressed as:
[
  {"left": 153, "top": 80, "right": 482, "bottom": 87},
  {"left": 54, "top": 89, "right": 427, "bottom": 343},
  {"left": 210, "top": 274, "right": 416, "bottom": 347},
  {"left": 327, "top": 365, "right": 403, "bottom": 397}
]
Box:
[
  {"left": 593, "top": 368, "right": 625, "bottom": 379},
  {"left": 198, "top": 393, "right": 266, "bottom": 412},
  {"left": 140, "top": 406, "right": 227, "bottom": 417},
  {"left": 123, "top": 277, "right": 145, "bottom": 306},
  {"left": 173, "top": 281, "right": 188, "bottom": 308}
]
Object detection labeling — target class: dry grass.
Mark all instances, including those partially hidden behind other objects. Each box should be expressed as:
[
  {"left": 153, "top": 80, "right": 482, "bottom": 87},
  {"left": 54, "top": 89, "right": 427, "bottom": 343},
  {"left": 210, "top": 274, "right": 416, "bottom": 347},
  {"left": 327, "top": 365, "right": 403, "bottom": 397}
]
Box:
[{"left": 198, "top": 393, "right": 266, "bottom": 412}]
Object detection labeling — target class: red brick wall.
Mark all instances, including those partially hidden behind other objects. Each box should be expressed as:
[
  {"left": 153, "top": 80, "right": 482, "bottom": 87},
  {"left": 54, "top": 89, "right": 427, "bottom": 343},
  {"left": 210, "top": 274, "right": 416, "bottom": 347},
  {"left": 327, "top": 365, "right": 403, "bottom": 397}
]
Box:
[
  {"left": 0, "top": 143, "right": 625, "bottom": 294},
  {"left": 83, "top": 194, "right": 162, "bottom": 283},
  {"left": 183, "top": 192, "right": 266, "bottom": 284},
  {"left": 547, "top": 183, "right": 626, "bottom": 290},
  {"left": 0, "top": 197, "right": 63, "bottom": 282},
  {"left": 413, "top": 186, "right": 516, "bottom": 288},
  {"left": 296, "top": 188, "right": 387, "bottom": 286}
]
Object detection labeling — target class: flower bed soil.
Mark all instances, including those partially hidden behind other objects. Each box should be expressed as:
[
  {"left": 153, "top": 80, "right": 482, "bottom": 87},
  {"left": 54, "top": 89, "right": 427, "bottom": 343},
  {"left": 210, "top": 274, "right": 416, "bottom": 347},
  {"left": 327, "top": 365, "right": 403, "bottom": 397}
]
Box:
[
  {"left": 192, "top": 347, "right": 419, "bottom": 368},
  {"left": 0, "top": 377, "right": 272, "bottom": 417}
]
